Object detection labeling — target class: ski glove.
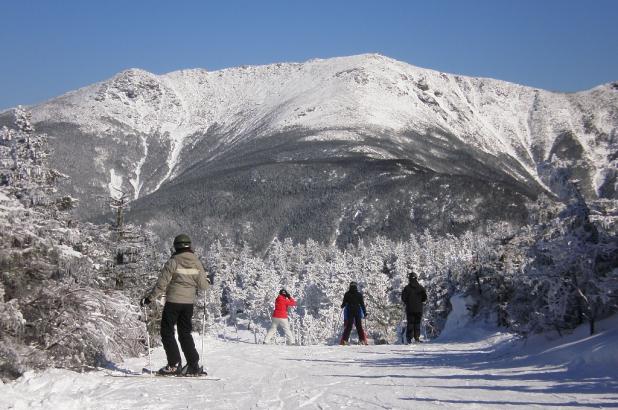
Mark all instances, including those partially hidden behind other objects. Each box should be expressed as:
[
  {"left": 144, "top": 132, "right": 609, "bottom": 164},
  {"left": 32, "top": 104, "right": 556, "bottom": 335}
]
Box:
[{"left": 140, "top": 297, "right": 151, "bottom": 307}]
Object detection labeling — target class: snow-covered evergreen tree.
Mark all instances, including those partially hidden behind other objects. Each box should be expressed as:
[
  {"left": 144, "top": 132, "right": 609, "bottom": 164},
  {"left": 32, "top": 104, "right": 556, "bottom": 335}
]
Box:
[{"left": 0, "top": 108, "right": 157, "bottom": 380}]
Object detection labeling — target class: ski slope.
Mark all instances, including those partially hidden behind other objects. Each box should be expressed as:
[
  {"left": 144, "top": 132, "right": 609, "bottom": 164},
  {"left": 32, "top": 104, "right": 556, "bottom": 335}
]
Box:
[{"left": 2, "top": 317, "right": 617, "bottom": 410}]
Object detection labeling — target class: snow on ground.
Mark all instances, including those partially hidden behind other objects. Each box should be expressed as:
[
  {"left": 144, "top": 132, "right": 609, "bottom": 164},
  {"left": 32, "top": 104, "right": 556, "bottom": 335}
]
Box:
[{"left": 2, "top": 317, "right": 617, "bottom": 410}]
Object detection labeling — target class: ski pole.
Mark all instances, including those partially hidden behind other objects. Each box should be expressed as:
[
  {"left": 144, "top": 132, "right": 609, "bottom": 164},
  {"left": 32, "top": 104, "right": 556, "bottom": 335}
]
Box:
[
  {"left": 335, "top": 308, "right": 343, "bottom": 344},
  {"left": 201, "top": 292, "right": 206, "bottom": 363},
  {"left": 143, "top": 305, "right": 152, "bottom": 375},
  {"left": 337, "top": 308, "right": 343, "bottom": 342},
  {"left": 401, "top": 311, "right": 407, "bottom": 344},
  {"left": 333, "top": 308, "right": 341, "bottom": 340},
  {"left": 363, "top": 318, "right": 368, "bottom": 345}
]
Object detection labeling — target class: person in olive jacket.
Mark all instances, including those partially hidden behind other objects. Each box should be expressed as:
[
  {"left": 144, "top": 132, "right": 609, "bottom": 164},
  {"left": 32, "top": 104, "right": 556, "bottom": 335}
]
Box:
[
  {"left": 340, "top": 281, "right": 368, "bottom": 345},
  {"left": 401, "top": 270, "right": 428, "bottom": 343},
  {"left": 141, "top": 234, "right": 210, "bottom": 376}
]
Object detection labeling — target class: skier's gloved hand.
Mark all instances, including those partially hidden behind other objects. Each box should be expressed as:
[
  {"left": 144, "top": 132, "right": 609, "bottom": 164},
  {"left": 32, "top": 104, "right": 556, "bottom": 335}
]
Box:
[{"left": 140, "top": 297, "right": 151, "bottom": 307}]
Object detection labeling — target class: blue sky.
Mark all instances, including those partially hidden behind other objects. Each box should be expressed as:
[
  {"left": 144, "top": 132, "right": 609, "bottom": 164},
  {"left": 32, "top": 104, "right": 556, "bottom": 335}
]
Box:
[{"left": 1, "top": 0, "right": 617, "bottom": 110}]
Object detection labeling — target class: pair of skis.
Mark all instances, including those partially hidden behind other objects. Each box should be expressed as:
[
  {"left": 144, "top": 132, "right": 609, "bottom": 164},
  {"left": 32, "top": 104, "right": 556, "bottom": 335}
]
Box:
[
  {"left": 124, "top": 297, "right": 219, "bottom": 380},
  {"left": 106, "top": 367, "right": 221, "bottom": 380}
]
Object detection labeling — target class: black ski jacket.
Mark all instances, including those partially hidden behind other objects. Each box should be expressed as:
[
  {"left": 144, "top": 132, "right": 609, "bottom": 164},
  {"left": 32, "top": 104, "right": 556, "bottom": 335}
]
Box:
[
  {"left": 401, "top": 279, "right": 427, "bottom": 314},
  {"left": 341, "top": 289, "right": 367, "bottom": 317}
]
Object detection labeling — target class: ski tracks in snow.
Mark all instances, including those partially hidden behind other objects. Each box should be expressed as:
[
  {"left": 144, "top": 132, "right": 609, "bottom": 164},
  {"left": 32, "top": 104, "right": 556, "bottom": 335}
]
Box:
[{"left": 2, "top": 334, "right": 617, "bottom": 409}]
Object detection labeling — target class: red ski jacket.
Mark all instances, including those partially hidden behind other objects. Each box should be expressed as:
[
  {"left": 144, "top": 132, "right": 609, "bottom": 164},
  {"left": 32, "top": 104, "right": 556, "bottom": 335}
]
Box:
[{"left": 272, "top": 294, "right": 296, "bottom": 319}]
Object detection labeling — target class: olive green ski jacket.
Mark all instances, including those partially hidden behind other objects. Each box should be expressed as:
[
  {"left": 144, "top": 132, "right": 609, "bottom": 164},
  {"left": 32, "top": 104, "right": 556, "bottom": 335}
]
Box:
[{"left": 148, "top": 250, "right": 210, "bottom": 304}]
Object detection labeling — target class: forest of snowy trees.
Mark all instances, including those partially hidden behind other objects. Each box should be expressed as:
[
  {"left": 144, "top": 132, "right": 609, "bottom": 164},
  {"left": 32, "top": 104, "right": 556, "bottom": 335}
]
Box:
[
  {"left": 198, "top": 197, "right": 617, "bottom": 346},
  {"left": 0, "top": 108, "right": 162, "bottom": 379},
  {"left": 1, "top": 107, "right": 617, "bottom": 381}
]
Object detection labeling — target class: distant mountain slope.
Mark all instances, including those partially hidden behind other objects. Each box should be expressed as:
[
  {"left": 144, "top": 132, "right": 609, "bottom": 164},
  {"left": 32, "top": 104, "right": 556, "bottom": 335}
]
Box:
[{"left": 2, "top": 54, "right": 616, "bottom": 249}]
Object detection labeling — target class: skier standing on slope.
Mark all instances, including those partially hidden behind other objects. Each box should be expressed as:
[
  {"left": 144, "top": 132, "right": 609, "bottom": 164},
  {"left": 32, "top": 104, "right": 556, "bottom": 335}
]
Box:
[
  {"left": 263, "top": 288, "right": 297, "bottom": 345},
  {"left": 339, "top": 282, "right": 368, "bottom": 345},
  {"left": 140, "top": 234, "right": 210, "bottom": 376},
  {"left": 401, "top": 270, "right": 427, "bottom": 343}
]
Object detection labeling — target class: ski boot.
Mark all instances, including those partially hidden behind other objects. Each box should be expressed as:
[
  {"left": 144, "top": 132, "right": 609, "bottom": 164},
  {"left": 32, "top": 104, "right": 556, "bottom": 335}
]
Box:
[
  {"left": 182, "top": 363, "right": 205, "bottom": 377},
  {"left": 158, "top": 363, "right": 182, "bottom": 376}
]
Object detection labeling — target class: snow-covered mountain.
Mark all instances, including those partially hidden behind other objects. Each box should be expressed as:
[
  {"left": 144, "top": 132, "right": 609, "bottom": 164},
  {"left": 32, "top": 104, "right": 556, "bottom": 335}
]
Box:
[{"left": 2, "top": 54, "right": 616, "bottom": 248}]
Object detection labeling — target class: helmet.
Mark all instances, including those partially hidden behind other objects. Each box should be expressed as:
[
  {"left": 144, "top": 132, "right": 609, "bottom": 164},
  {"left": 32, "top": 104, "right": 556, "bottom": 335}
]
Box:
[
  {"left": 349, "top": 281, "right": 358, "bottom": 289},
  {"left": 173, "top": 234, "right": 192, "bottom": 250},
  {"left": 408, "top": 270, "right": 418, "bottom": 281}
]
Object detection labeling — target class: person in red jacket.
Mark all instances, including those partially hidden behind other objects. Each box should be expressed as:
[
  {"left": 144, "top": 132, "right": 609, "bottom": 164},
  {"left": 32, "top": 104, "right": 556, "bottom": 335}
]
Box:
[{"left": 263, "top": 289, "right": 297, "bottom": 345}]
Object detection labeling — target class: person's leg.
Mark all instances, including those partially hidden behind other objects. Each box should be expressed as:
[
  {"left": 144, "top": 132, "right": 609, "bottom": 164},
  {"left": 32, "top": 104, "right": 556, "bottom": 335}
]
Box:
[
  {"left": 177, "top": 303, "right": 199, "bottom": 366},
  {"left": 263, "top": 318, "right": 278, "bottom": 344},
  {"left": 354, "top": 315, "right": 367, "bottom": 344},
  {"left": 279, "top": 318, "right": 295, "bottom": 345},
  {"left": 405, "top": 312, "right": 414, "bottom": 344},
  {"left": 412, "top": 312, "right": 422, "bottom": 341},
  {"left": 161, "top": 302, "right": 182, "bottom": 367},
  {"left": 340, "top": 319, "right": 353, "bottom": 344}
]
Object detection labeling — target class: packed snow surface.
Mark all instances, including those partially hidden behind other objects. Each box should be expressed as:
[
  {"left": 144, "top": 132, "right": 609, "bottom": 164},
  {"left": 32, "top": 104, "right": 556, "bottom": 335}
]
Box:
[{"left": 2, "top": 317, "right": 617, "bottom": 410}]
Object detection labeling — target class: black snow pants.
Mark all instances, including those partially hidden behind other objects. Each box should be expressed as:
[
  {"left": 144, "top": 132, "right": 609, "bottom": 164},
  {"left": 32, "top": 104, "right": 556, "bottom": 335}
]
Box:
[
  {"left": 341, "top": 314, "right": 367, "bottom": 344},
  {"left": 161, "top": 302, "right": 199, "bottom": 367},
  {"left": 405, "top": 312, "right": 422, "bottom": 342}
]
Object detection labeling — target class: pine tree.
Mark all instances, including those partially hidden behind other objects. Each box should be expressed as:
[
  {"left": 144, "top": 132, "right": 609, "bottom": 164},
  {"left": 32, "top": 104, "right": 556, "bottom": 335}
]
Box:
[{"left": 0, "top": 108, "right": 149, "bottom": 380}]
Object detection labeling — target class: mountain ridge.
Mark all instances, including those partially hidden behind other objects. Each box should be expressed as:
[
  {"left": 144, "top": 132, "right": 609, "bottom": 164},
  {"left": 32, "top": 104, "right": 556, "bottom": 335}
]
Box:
[{"left": 1, "top": 53, "right": 616, "bottom": 249}]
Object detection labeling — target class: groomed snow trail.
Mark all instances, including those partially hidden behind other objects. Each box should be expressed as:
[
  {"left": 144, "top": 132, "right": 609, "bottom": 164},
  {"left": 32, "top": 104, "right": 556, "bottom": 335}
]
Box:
[{"left": 2, "top": 330, "right": 616, "bottom": 410}]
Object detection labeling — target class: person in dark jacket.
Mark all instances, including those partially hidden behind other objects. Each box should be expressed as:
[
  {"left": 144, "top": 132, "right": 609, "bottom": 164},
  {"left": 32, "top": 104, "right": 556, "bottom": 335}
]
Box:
[
  {"left": 263, "top": 288, "right": 297, "bottom": 345},
  {"left": 339, "top": 281, "right": 368, "bottom": 345},
  {"left": 401, "top": 271, "right": 427, "bottom": 343},
  {"left": 140, "top": 234, "right": 211, "bottom": 376}
]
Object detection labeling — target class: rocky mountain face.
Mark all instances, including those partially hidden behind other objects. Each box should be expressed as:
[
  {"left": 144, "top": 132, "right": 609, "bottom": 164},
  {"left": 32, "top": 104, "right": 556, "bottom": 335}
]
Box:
[{"left": 2, "top": 54, "right": 616, "bottom": 249}]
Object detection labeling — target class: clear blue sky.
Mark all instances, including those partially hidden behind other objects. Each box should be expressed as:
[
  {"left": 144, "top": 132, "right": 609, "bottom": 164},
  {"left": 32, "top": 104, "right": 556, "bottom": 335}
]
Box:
[{"left": 1, "top": 0, "right": 617, "bottom": 111}]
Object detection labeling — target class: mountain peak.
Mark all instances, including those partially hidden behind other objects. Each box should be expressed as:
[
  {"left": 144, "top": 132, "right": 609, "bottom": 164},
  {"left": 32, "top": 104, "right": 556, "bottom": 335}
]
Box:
[
  {"left": 94, "top": 67, "right": 164, "bottom": 104},
  {"left": 115, "top": 67, "right": 156, "bottom": 77},
  {"left": 14, "top": 54, "right": 616, "bottom": 243}
]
